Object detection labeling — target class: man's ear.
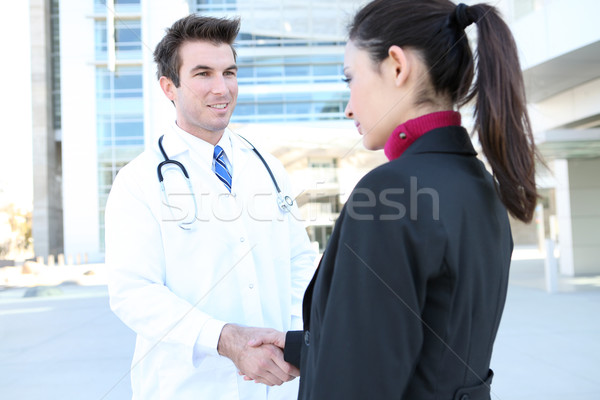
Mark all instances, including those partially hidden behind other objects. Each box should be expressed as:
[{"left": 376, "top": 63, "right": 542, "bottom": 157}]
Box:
[
  {"left": 159, "top": 76, "right": 177, "bottom": 102},
  {"left": 388, "top": 45, "right": 410, "bottom": 87}
]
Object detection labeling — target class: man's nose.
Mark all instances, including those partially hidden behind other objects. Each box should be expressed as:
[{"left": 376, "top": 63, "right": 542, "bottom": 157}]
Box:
[{"left": 211, "top": 75, "right": 227, "bottom": 94}]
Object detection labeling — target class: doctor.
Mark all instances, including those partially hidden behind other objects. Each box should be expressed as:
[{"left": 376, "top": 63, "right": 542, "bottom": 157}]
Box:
[{"left": 105, "top": 15, "right": 316, "bottom": 399}]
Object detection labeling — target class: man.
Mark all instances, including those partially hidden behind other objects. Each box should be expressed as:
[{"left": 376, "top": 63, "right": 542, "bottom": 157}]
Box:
[{"left": 105, "top": 15, "right": 315, "bottom": 399}]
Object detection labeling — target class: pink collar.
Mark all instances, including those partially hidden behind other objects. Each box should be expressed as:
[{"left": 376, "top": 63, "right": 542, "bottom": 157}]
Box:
[{"left": 384, "top": 111, "right": 462, "bottom": 161}]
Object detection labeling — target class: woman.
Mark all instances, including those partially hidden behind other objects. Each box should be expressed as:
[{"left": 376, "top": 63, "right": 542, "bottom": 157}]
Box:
[{"left": 250, "top": 1, "right": 539, "bottom": 398}]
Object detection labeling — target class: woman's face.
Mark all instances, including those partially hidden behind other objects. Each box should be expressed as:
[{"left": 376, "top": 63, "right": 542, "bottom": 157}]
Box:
[{"left": 343, "top": 40, "right": 402, "bottom": 150}]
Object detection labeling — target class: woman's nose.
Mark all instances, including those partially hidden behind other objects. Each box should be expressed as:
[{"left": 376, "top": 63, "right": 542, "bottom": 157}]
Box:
[{"left": 344, "top": 102, "right": 353, "bottom": 119}]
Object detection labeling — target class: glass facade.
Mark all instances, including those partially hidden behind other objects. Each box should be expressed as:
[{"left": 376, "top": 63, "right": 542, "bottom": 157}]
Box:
[
  {"left": 193, "top": 0, "right": 350, "bottom": 123},
  {"left": 95, "top": 18, "right": 143, "bottom": 61},
  {"left": 234, "top": 54, "right": 347, "bottom": 122},
  {"left": 94, "top": 0, "right": 144, "bottom": 250},
  {"left": 94, "top": 0, "right": 142, "bottom": 14},
  {"left": 96, "top": 67, "right": 144, "bottom": 147}
]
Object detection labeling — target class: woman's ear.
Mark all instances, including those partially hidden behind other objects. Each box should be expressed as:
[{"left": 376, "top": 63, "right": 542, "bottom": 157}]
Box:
[{"left": 388, "top": 45, "right": 410, "bottom": 87}]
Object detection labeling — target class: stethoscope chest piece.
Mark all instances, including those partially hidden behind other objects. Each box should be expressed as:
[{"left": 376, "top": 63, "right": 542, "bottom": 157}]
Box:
[{"left": 278, "top": 194, "right": 294, "bottom": 213}]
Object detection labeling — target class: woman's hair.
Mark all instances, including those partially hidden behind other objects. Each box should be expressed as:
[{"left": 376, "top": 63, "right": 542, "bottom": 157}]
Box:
[
  {"left": 349, "top": 0, "right": 539, "bottom": 223},
  {"left": 153, "top": 15, "right": 240, "bottom": 87}
]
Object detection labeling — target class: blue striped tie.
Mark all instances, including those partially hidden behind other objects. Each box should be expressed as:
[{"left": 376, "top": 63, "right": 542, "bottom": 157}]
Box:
[{"left": 213, "top": 145, "right": 232, "bottom": 192}]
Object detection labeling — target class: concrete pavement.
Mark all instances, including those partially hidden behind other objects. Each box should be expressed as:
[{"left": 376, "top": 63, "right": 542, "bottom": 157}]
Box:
[
  {"left": 0, "top": 286, "right": 135, "bottom": 400},
  {"left": 0, "top": 250, "right": 599, "bottom": 399},
  {"left": 491, "top": 253, "right": 600, "bottom": 400}
]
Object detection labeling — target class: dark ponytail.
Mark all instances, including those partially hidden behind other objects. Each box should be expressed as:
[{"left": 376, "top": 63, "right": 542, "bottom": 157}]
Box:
[
  {"left": 464, "top": 4, "right": 539, "bottom": 223},
  {"left": 349, "top": 0, "right": 539, "bottom": 223}
]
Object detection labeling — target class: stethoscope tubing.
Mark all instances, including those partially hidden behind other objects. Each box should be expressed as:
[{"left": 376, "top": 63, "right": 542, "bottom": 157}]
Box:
[
  {"left": 236, "top": 134, "right": 283, "bottom": 195},
  {"left": 156, "top": 133, "right": 294, "bottom": 217},
  {"left": 157, "top": 136, "right": 190, "bottom": 182}
]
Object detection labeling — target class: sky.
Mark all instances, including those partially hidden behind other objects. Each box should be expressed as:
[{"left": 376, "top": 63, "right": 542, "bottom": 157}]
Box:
[{"left": 0, "top": 2, "right": 33, "bottom": 210}]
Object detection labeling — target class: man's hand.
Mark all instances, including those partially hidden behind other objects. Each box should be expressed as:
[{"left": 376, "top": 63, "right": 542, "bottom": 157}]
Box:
[
  {"left": 247, "top": 330, "right": 286, "bottom": 349},
  {"left": 217, "top": 324, "right": 297, "bottom": 386},
  {"left": 244, "top": 330, "right": 300, "bottom": 383}
]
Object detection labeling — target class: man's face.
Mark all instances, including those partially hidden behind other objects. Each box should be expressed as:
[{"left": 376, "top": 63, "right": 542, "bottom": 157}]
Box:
[{"left": 162, "top": 40, "right": 238, "bottom": 143}]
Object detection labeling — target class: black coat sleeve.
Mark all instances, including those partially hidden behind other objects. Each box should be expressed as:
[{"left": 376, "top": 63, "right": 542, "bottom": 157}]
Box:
[{"left": 284, "top": 330, "right": 303, "bottom": 368}]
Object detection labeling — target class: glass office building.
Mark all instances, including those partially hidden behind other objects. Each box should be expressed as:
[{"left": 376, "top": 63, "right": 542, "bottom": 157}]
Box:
[
  {"left": 30, "top": 0, "right": 600, "bottom": 275},
  {"left": 48, "top": 0, "right": 367, "bottom": 260}
]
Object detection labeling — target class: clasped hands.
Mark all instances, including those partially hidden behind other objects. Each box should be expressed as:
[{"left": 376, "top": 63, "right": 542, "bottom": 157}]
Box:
[{"left": 217, "top": 324, "right": 297, "bottom": 386}]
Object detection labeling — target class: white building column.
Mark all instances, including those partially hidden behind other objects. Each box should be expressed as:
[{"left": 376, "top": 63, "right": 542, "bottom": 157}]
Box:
[
  {"left": 142, "top": 0, "right": 190, "bottom": 146},
  {"left": 554, "top": 160, "right": 574, "bottom": 275},
  {"left": 567, "top": 158, "right": 600, "bottom": 275},
  {"left": 60, "top": 0, "right": 99, "bottom": 261},
  {"left": 30, "top": 0, "right": 64, "bottom": 260},
  {"left": 555, "top": 158, "right": 600, "bottom": 276}
]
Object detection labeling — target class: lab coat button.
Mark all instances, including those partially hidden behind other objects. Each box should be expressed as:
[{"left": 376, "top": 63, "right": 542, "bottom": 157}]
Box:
[
  {"left": 304, "top": 330, "right": 310, "bottom": 346},
  {"left": 249, "top": 284, "right": 254, "bottom": 289},
  {"left": 240, "top": 237, "right": 245, "bottom": 242}
]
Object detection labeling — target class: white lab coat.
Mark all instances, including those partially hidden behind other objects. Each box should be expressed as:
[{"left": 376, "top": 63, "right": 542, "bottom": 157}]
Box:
[{"left": 105, "top": 126, "right": 317, "bottom": 400}]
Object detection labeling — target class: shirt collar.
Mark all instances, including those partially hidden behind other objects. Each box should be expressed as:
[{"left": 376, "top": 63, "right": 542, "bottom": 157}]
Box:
[
  {"left": 383, "top": 111, "right": 462, "bottom": 161},
  {"left": 170, "top": 121, "right": 233, "bottom": 168}
]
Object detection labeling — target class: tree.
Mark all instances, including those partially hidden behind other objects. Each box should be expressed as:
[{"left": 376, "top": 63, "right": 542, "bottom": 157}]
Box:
[{"left": 0, "top": 204, "right": 33, "bottom": 259}]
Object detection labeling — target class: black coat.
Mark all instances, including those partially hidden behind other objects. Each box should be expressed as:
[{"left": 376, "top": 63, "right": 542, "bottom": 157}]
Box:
[{"left": 285, "top": 126, "right": 512, "bottom": 400}]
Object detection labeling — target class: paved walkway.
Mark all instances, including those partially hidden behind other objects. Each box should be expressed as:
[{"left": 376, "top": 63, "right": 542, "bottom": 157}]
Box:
[
  {"left": 491, "top": 252, "right": 600, "bottom": 400},
  {"left": 0, "top": 250, "right": 599, "bottom": 399}
]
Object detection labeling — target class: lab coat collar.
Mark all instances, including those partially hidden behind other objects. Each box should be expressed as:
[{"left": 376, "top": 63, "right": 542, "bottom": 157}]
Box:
[
  {"left": 160, "top": 123, "right": 253, "bottom": 190},
  {"left": 162, "top": 122, "right": 235, "bottom": 166},
  {"left": 158, "top": 123, "right": 190, "bottom": 160},
  {"left": 172, "top": 122, "right": 229, "bottom": 166}
]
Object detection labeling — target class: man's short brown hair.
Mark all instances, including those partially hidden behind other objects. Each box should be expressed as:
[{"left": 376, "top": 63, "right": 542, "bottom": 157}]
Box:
[{"left": 153, "top": 15, "right": 240, "bottom": 87}]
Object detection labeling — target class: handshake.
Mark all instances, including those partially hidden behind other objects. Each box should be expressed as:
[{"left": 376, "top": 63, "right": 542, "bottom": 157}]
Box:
[{"left": 217, "top": 324, "right": 299, "bottom": 386}]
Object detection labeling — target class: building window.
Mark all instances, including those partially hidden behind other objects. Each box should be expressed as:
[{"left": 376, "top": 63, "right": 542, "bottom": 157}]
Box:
[
  {"left": 232, "top": 53, "right": 347, "bottom": 123},
  {"left": 196, "top": 0, "right": 237, "bottom": 12},
  {"left": 307, "top": 225, "right": 334, "bottom": 253},
  {"left": 96, "top": 66, "right": 144, "bottom": 251},
  {"left": 308, "top": 158, "right": 338, "bottom": 185},
  {"left": 96, "top": 67, "right": 144, "bottom": 148},
  {"left": 95, "top": 19, "right": 142, "bottom": 61},
  {"left": 95, "top": 0, "right": 141, "bottom": 14}
]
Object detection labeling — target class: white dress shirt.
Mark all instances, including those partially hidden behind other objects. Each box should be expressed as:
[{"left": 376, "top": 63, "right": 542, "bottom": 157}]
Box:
[{"left": 105, "top": 123, "right": 317, "bottom": 399}]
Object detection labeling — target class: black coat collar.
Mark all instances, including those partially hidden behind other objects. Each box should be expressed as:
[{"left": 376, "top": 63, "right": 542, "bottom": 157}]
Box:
[{"left": 402, "top": 126, "right": 477, "bottom": 158}]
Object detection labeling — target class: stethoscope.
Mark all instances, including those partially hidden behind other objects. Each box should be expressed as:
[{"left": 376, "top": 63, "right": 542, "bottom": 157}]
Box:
[{"left": 157, "top": 134, "right": 294, "bottom": 229}]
